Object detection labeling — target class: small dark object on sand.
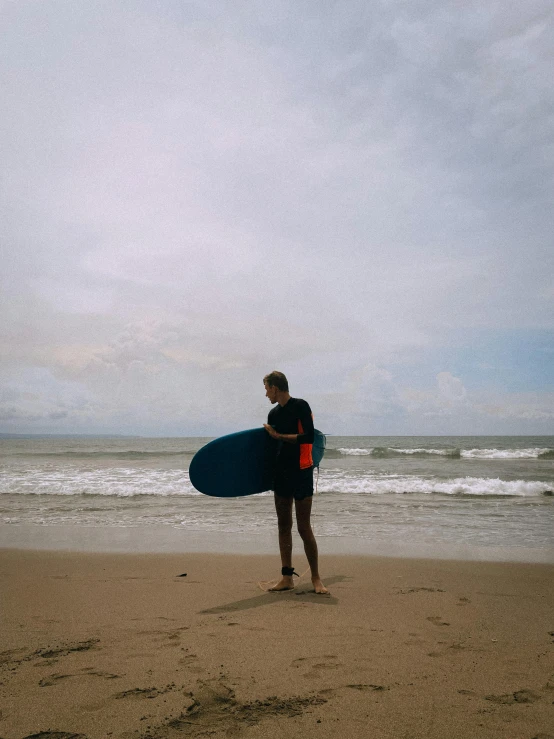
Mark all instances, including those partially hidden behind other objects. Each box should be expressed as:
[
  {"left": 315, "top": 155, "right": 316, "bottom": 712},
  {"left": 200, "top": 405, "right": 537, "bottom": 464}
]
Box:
[{"left": 178, "top": 573, "right": 187, "bottom": 577}]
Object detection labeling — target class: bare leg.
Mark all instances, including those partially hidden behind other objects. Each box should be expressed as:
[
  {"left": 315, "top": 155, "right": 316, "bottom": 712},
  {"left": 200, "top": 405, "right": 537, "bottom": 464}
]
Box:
[
  {"left": 295, "top": 497, "right": 328, "bottom": 594},
  {"left": 269, "top": 494, "right": 295, "bottom": 591}
]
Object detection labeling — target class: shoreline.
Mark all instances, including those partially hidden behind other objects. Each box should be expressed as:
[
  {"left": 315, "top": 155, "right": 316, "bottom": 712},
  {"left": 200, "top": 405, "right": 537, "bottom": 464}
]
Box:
[
  {"left": 1, "top": 522, "right": 553, "bottom": 563},
  {"left": 2, "top": 548, "right": 553, "bottom": 739}
]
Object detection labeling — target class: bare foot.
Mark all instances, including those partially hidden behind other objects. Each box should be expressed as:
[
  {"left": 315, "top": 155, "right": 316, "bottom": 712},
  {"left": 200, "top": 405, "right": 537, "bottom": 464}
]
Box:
[
  {"left": 312, "top": 577, "right": 329, "bottom": 594},
  {"left": 268, "top": 576, "right": 295, "bottom": 592}
]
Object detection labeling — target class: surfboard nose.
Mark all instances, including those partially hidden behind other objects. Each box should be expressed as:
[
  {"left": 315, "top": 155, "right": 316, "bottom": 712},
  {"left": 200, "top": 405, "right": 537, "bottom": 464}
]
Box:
[{"left": 189, "top": 428, "right": 279, "bottom": 497}]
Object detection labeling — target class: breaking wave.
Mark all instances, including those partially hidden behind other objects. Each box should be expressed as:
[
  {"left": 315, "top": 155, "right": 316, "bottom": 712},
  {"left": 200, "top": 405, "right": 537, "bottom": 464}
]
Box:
[
  {"left": 317, "top": 474, "right": 552, "bottom": 497},
  {"left": 334, "top": 447, "right": 553, "bottom": 460},
  {"left": 1, "top": 469, "right": 551, "bottom": 499},
  {"left": 0, "top": 469, "right": 199, "bottom": 497}
]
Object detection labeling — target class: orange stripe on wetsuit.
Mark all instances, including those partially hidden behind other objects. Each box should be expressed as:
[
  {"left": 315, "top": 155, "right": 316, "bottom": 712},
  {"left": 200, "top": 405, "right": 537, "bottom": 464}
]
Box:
[{"left": 297, "top": 418, "right": 313, "bottom": 469}]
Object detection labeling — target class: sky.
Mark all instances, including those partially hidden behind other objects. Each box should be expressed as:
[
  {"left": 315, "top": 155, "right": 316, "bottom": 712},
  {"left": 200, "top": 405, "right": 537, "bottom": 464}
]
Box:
[{"left": 1, "top": 0, "right": 553, "bottom": 436}]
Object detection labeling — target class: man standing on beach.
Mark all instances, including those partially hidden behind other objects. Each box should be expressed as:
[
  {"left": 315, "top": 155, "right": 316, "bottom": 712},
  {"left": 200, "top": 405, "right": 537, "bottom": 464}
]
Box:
[{"left": 263, "top": 371, "right": 328, "bottom": 594}]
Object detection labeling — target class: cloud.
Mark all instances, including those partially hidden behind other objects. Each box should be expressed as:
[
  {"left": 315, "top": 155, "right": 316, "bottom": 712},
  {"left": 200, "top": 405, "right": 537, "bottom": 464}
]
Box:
[
  {"left": 0, "top": 1, "right": 552, "bottom": 434},
  {"left": 396, "top": 372, "right": 554, "bottom": 433},
  {"left": 400, "top": 372, "right": 469, "bottom": 418},
  {"left": 477, "top": 393, "right": 554, "bottom": 422},
  {"left": 437, "top": 372, "right": 468, "bottom": 406}
]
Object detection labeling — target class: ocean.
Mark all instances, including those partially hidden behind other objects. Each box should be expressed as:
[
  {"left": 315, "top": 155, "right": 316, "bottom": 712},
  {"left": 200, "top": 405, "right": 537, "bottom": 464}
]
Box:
[{"left": 0, "top": 435, "right": 553, "bottom": 561}]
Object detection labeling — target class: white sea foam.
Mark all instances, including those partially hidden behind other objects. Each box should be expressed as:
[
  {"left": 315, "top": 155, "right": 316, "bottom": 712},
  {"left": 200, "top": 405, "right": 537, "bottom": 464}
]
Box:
[
  {"left": 334, "top": 446, "right": 553, "bottom": 459},
  {"left": 0, "top": 468, "right": 200, "bottom": 497},
  {"left": 1, "top": 465, "right": 551, "bottom": 498},
  {"left": 396, "top": 448, "right": 453, "bottom": 455},
  {"left": 336, "top": 447, "right": 457, "bottom": 457},
  {"left": 336, "top": 447, "right": 460, "bottom": 457},
  {"left": 461, "top": 448, "right": 552, "bottom": 459},
  {"left": 317, "top": 473, "right": 551, "bottom": 497}
]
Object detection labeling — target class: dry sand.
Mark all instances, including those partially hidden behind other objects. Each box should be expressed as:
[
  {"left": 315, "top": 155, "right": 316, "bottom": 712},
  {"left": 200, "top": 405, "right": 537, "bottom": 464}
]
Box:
[{"left": 1, "top": 549, "right": 553, "bottom": 739}]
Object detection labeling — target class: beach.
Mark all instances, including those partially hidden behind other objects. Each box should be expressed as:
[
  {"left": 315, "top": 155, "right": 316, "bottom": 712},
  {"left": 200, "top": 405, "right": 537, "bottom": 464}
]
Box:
[
  {"left": 2, "top": 549, "right": 553, "bottom": 739},
  {"left": 2, "top": 435, "right": 553, "bottom": 736},
  {"left": 3, "top": 0, "right": 553, "bottom": 735}
]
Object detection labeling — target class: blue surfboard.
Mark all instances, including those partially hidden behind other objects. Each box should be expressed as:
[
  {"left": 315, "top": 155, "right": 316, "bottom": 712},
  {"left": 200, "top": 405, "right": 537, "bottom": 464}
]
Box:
[{"left": 189, "top": 428, "right": 326, "bottom": 498}]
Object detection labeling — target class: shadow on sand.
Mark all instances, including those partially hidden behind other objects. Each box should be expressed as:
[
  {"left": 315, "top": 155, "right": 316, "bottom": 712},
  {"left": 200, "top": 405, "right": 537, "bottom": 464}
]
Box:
[{"left": 200, "top": 575, "right": 351, "bottom": 614}]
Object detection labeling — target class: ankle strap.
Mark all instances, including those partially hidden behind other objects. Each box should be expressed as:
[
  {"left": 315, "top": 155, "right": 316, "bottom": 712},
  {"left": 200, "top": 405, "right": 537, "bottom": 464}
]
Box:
[{"left": 281, "top": 566, "right": 299, "bottom": 577}]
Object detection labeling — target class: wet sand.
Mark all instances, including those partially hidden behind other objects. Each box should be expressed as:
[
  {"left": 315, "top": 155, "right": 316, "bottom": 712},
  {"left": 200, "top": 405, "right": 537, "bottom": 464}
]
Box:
[{"left": 1, "top": 549, "right": 553, "bottom": 738}]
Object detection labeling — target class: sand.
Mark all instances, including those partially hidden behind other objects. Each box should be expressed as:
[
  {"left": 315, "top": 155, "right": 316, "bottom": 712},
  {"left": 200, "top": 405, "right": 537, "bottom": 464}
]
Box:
[{"left": 1, "top": 549, "right": 553, "bottom": 739}]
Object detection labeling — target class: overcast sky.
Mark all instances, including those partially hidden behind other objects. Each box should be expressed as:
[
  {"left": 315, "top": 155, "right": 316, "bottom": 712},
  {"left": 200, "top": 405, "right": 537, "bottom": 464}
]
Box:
[{"left": 1, "top": 0, "right": 553, "bottom": 436}]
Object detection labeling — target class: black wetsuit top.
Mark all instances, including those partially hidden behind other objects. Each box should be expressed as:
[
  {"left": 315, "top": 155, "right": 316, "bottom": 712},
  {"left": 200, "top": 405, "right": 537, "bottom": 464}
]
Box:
[{"left": 268, "top": 397, "right": 314, "bottom": 472}]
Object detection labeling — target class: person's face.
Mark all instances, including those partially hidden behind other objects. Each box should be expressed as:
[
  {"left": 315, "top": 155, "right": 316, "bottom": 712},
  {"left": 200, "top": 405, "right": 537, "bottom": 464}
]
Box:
[{"left": 264, "top": 382, "right": 279, "bottom": 404}]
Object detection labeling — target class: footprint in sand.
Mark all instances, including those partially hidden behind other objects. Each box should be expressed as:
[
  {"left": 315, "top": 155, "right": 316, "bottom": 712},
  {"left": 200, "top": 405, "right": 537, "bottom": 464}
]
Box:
[
  {"left": 346, "top": 684, "right": 389, "bottom": 692},
  {"left": 426, "top": 616, "right": 450, "bottom": 626},
  {"left": 484, "top": 689, "right": 541, "bottom": 704},
  {"left": 22, "top": 733, "right": 87, "bottom": 739},
  {"left": 396, "top": 587, "right": 445, "bottom": 594},
  {"left": 429, "top": 640, "right": 485, "bottom": 658},
  {"left": 114, "top": 687, "right": 159, "bottom": 699},
  {"left": 0, "top": 644, "right": 70, "bottom": 672},
  {"left": 39, "top": 674, "right": 72, "bottom": 687},
  {"left": 39, "top": 670, "right": 121, "bottom": 687},
  {"left": 138, "top": 626, "right": 188, "bottom": 647},
  {"left": 79, "top": 668, "right": 120, "bottom": 679},
  {"left": 0, "top": 647, "right": 28, "bottom": 666},
  {"left": 113, "top": 683, "right": 178, "bottom": 700},
  {"left": 179, "top": 651, "right": 203, "bottom": 673},
  {"left": 313, "top": 663, "right": 341, "bottom": 669},
  {"left": 166, "top": 676, "right": 326, "bottom": 734},
  {"left": 292, "top": 657, "right": 307, "bottom": 667},
  {"left": 33, "top": 640, "right": 100, "bottom": 660},
  {"left": 302, "top": 656, "right": 343, "bottom": 679},
  {"left": 404, "top": 633, "right": 426, "bottom": 646}
]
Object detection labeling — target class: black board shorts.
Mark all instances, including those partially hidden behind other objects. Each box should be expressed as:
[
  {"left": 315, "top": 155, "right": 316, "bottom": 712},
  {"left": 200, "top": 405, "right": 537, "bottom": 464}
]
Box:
[{"left": 273, "top": 466, "right": 314, "bottom": 500}]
